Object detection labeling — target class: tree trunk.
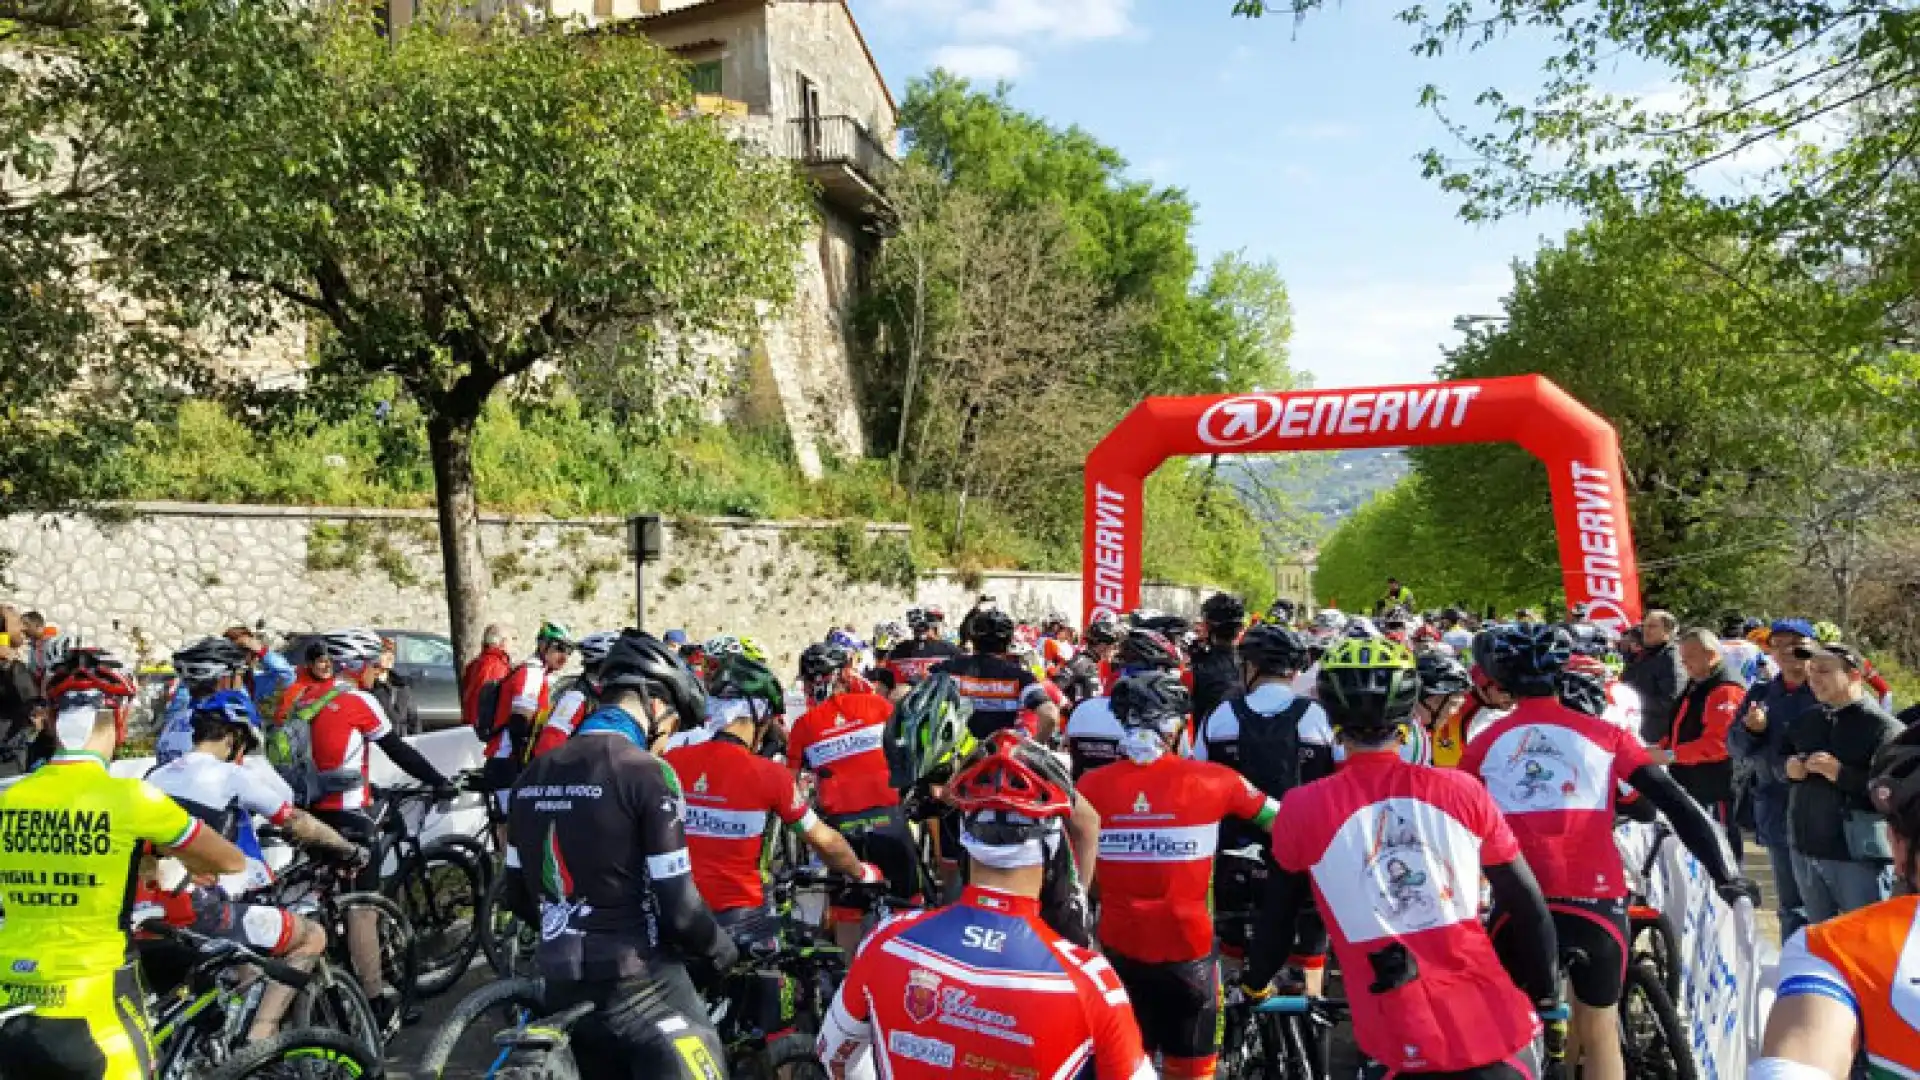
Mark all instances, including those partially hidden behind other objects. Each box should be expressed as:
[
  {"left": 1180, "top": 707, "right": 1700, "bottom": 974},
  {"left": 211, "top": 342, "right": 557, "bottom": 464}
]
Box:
[
  {"left": 429, "top": 411, "right": 491, "bottom": 670},
  {"left": 891, "top": 255, "right": 928, "bottom": 485}
]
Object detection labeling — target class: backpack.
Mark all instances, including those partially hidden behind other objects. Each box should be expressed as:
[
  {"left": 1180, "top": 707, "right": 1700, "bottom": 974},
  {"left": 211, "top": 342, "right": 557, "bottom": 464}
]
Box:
[
  {"left": 472, "top": 677, "right": 506, "bottom": 744},
  {"left": 1229, "top": 695, "right": 1314, "bottom": 804},
  {"left": 267, "top": 684, "right": 346, "bottom": 807}
]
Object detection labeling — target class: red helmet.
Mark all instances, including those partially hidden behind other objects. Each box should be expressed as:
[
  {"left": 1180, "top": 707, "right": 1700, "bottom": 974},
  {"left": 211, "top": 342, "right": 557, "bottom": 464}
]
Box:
[
  {"left": 947, "top": 730, "right": 1072, "bottom": 821},
  {"left": 47, "top": 647, "right": 138, "bottom": 701}
]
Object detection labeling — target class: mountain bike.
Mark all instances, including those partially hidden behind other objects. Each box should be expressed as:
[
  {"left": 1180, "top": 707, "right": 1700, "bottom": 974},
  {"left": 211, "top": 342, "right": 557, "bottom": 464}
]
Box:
[
  {"left": 1557, "top": 944, "right": 1695, "bottom": 1080},
  {"left": 1219, "top": 991, "right": 1347, "bottom": 1080},
  {"left": 416, "top": 977, "right": 551, "bottom": 1079},
  {"left": 267, "top": 842, "right": 420, "bottom": 1042},
  {"left": 708, "top": 870, "right": 853, "bottom": 1080},
  {"left": 371, "top": 783, "right": 487, "bottom": 996}
]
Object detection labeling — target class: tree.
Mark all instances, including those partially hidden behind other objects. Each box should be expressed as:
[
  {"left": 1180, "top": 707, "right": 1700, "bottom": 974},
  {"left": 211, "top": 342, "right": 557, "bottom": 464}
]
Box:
[{"left": 94, "top": 0, "right": 808, "bottom": 663}]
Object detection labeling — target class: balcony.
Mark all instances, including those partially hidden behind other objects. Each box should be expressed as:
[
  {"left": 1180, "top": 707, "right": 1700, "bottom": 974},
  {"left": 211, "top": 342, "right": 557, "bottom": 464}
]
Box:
[{"left": 786, "top": 116, "right": 898, "bottom": 225}]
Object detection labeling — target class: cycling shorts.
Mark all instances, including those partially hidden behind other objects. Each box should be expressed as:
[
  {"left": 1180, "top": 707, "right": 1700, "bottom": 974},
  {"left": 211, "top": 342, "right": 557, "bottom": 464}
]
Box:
[
  {"left": 313, "top": 809, "right": 380, "bottom": 892},
  {"left": 152, "top": 886, "right": 297, "bottom": 955},
  {"left": 1105, "top": 951, "right": 1222, "bottom": 1060},
  {"left": 1490, "top": 896, "right": 1627, "bottom": 1009},
  {"left": 480, "top": 757, "right": 522, "bottom": 816},
  {"left": 0, "top": 966, "right": 154, "bottom": 1080},
  {"left": 1358, "top": 1039, "right": 1543, "bottom": 1080},
  {"left": 1215, "top": 847, "right": 1326, "bottom": 967},
  {"left": 822, "top": 806, "right": 921, "bottom": 921},
  {"left": 542, "top": 966, "right": 727, "bottom": 1080}
]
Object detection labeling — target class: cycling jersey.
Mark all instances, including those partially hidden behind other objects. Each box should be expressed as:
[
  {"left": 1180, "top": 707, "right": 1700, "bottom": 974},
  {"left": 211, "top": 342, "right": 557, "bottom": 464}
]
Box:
[
  {"left": 932, "top": 654, "right": 1052, "bottom": 738},
  {"left": 1604, "top": 682, "right": 1643, "bottom": 742},
  {"left": 487, "top": 660, "right": 553, "bottom": 761},
  {"left": 1457, "top": 696, "right": 1653, "bottom": 900},
  {"left": 1442, "top": 627, "right": 1474, "bottom": 654},
  {"left": 1064, "top": 695, "right": 1123, "bottom": 777},
  {"left": 146, "top": 751, "right": 295, "bottom": 895},
  {"left": 1272, "top": 751, "right": 1539, "bottom": 1074},
  {"left": 663, "top": 732, "right": 815, "bottom": 913},
  {"left": 1077, "top": 756, "right": 1276, "bottom": 964},
  {"left": 307, "top": 687, "right": 395, "bottom": 812},
  {"left": 0, "top": 751, "right": 203, "bottom": 987},
  {"left": 884, "top": 639, "right": 962, "bottom": 688},
  {"left": 1042, "top": 637, "right": 1076, "bottom": 678},
  {"left": 817, "top": 885, "right": 1151, "bottom": 1080},
  {"left": 788, "top": 691, "right": 898, "bottom": 816},
  {"left": 1428, "top": 703, "right": 1471, "bottom": 768},
  {"left": 535, "top": 685, "right": 592, "bottom": 759},
  {"left": 1774, "top": 894, "right": 1920, "bottom": 1077},
  {"left": 1187, "top": 641, "right": 1241, "bottom": 729}
]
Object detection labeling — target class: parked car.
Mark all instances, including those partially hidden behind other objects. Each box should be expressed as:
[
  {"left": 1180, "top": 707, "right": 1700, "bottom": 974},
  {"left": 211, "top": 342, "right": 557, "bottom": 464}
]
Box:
[{"left": 280, "top": 629, "right": 463, "bottom": 732}]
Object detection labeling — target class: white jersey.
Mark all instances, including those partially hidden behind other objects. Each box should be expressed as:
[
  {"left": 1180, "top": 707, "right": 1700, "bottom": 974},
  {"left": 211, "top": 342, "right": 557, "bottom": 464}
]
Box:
[
  {"left": 1442, "top": 628, "right": 1473, "bottom": 654},
  {"left": 148, "top": 750, "right": 296, "bottom": 895},
  {"left": 1064, "top": 695, "right": 1123, "bottom": 775}
]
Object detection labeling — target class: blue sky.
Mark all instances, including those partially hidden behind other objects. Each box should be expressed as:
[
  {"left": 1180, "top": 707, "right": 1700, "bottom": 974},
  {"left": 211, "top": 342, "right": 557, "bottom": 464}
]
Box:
[{"left": 850, "top": 0, "right": 1585, "bottom": 389}]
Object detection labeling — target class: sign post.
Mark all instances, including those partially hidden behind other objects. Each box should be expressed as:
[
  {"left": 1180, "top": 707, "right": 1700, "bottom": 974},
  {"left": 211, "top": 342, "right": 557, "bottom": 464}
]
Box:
[{"left": 628, "top": 515, "right": 665, "bottom": 631}]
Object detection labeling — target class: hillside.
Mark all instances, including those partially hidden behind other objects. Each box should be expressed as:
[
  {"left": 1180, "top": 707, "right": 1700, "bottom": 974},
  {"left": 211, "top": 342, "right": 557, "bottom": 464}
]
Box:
[{"left": 1225, "top": 449, "right": 1411, "bottom": 537}]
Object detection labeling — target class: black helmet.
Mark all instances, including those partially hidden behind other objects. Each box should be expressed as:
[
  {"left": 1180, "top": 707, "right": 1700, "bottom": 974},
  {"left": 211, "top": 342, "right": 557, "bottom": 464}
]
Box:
[
  {"left": 1129, "top": 610, "right": 1193, "bottom": 639},
  {"left": 1109, "top": 672, "right": 1192, "bottom": 732},
  {"left": 1237, "top": 624, "right": 1310, "bottom": 675},
  {"left": 1116, "top": 628, "right": 1181, "bottom": 671},
  {"left": 972, "top": 609, "right": 1016, "bottom": 651},
  {"left": 1478, "top": 622, "right": 1573, "bottom": 697},
  {"left": 799, "top": 642, "right": 851, "bottom": 680},
  {"left": 1266, "top": 598, "right": 1296, "bottom": 624},
  {"left": 1869, "top": 728, "right": 1920, "bottom": 834},
  {"left": 1201, "top": 593, "right": 1246, "bottom": 627},
  {"left": 1085, "top": 615, "right": 1124, "bottom": 646},
  {"left": 1415, "top": 652, "right": 1470, "bottom": 697},
  {"left": 600, "top": 629, "right": 707, "bottom": 723}
]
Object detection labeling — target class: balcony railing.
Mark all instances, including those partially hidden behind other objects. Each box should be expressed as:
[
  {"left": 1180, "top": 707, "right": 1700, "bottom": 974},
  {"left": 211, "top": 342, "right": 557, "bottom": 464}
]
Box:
[{"left": 786, "top": 115, "right": 898, "bottom": 191}]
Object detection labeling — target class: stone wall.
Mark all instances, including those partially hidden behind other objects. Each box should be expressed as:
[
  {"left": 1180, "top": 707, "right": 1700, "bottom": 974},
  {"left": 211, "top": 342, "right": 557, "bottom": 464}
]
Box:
[{"left": 0, "top": 503, "right": 1210, "bottom": 673}]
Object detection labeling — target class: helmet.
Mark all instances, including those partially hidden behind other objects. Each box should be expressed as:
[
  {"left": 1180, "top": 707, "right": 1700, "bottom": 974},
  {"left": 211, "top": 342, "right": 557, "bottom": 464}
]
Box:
[
  {"left": 48, "top": 646, "right": 138, "bottom": 701},
  {"left": 1266, "top": 598, "right": 1297, "bottom": 624},
  {"left": 1381, "top": 607, "right": 1412, "bottom": 630},
  {"left": 190, "top": 689, "right": 262, "bottom": 750},
  {"left": 1237, "top": 623, "right": 1311, "bottom": 675},
  {"left": 826, "top": 629, "right": 862, "bottom": 653},
  {"left": 904, "top": 607, "right": 927, "bottom": 631},
  {"left": 1109, "top": 672, "right": 1191, "bottom": 733},
  {"left": 173, "top": 636, "right": 251, "bottom": 684},
  {"left": 704, "top": 634, "right": 742, "bottom": 657},
  {"left": 1477, "top": 622, "right": 1573, "bottom": 697},
  {"left": 1311, "top": 609, "right": 1348, "bottom": 634},
  {"left": 873, "top": 621, "right": 906, "bottom": 651},
  {"left": 740, "top": 637, "right": 768, "bottom": 663},
  {"left": 1085, "top": 614, "right": 1124, "bottom": 646},
  {"left": 1201, "top": 593, "right": 1246, "bottom": 627},
  {"left": 706, "top": 654, "right": 781, "bottom": 712},
  {"left": 536, "top": 621, "right": 575, "bottom": 648},
  {"left": 1812, "top": 620, "right": 1843, "bottom": 644},
  {"left": 1441, "top": 607, "right": 1466, "bottom": 624},
  {"left": 576, "top": 631, "right": 620, "bottom": 668},
  {"left": 322, "top": 628, "right": 385, "bottom": 669},
  {"left": 1415, "top": 652, "right": 1470, "bottom": 697},
  {"left": 886, "top": 673, "right": 976, "bottom": 790},
  {"left": 601, "top": 630, "right": 707, "bottom": 723},
  {"left": 971, "top": 609, "right": 1017, "bottom": 650},
  {"left": 1129, "top": 609, "right": 1192, "bottom": 639},
  {"left": 1315, "top": 637, "right": 1421, "bottom": 739},
  {"left": 1869, "top": 731, "right": 1920, "bottom": 832},
  {"left": 1041, "top": 611, "right": 1070, "bottom": 632},
  {"left": 1116, "top": 628, "right": 1181, "bottom": 672},
  {"left": 1555, "top": 654, "right": 1612, "bottom": 717},
  {"left": 1344, "top": 617, "right": 1381, "bottom": 639},
  {"left": 1564, "top": 621, "right": 1611, "bottom": 658},
  {"left": 947, "top": 729, "right": 1073, "bottom": 841},
  {"left": 799, "top": 642, "right": 851, "bottom": 680}
]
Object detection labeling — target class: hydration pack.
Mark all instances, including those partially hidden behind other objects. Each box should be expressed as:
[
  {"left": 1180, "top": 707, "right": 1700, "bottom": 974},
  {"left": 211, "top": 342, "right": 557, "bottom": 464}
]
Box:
[
  {"left": 1228, "top": 695, "right": 1314, "bottom": 803},
  {"left": 265, "top": 685, "right": 364, "bottom": 806}
]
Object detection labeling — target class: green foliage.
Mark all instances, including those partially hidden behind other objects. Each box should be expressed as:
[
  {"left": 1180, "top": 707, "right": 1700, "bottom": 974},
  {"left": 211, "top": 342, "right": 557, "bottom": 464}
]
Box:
[{"left": 796, "top": 524, "right": 920, "bottom": 591}]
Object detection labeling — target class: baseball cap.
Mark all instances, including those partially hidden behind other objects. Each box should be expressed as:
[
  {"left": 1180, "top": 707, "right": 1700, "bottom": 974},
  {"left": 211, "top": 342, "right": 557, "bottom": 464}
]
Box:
[
  {"left": 1794, "top": 640, "right": 1863, "bottom": 670},
  {"left": 1769, "top": 618, "right": 1815, "bottom": 640},
  {"left": 664, "top": 629, "right": 689, "bottom": 646}
]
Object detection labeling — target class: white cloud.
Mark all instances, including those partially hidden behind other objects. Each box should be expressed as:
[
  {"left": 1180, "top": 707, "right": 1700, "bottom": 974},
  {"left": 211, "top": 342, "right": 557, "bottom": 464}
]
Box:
[
  {"left": 1288, "top": 266, "right": 1513, "bottom": 389},
  {"left": 929, "top": 43, "right": 1027, "bottom": 80},
  {"left": 951, "top": 0, "right": 1134, "bottom": 42}
]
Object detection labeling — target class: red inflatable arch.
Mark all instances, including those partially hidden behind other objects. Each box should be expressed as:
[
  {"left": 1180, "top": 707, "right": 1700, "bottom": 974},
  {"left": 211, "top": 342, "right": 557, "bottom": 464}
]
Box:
[{"left": 1083, "top": 374, "right": 1643, "bottom": 632}]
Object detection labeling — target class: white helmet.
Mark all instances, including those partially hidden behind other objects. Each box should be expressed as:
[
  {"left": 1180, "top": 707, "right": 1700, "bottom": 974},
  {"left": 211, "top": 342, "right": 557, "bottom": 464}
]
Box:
[
  {"left": 323, "top": 628, "right": 385, "bottom": 668},
  {"left": 1311, "top": 609, "right": 1348, "bottom": 634},
  {"left": 577, "top": 631, "right": 620, "bottom": 667}
]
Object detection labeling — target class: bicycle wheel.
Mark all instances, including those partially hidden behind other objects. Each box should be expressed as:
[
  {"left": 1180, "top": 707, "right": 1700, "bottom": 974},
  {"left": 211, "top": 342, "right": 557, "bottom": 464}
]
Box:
[
  {"left": 292, "top": 959, "right": 385, "bottom": 1059},
  {"left": 334, "top": 891, "right": 421, "bottom": 1039},
  {"left": 479, "top": 871, "right": 539, "bottom": 979},
  {"left": 765, "top": 1032, "right": 829, "bottom": 1080},
  {"left": 387, "top": 837, "right": 485, "bottom": 997},
  {"left": 417, "top": 977, "right": 549, "bottom": 1079},
  {"left": 1620, "top": 959, "right": 1698, "bottom": 1080},
  {"left": 1632, "top": 908, "right": 1684, "bottom": 1005},
  {"left": 202, "top": 1027, "right": 384, "bottom": 1079},
  {"left": 1217, "top": 1004, "right": 1265, "bottom": 1080}
]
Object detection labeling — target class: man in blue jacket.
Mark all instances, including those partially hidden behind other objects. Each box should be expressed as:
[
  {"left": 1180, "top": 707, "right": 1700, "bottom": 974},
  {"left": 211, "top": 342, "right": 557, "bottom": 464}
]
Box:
[{"left": 1729, "top": 618, "right": 1821, "bottom": 940}]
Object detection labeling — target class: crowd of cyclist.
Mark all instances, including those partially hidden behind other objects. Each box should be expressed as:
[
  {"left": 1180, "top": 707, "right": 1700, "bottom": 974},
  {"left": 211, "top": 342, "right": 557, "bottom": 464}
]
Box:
[{"left": 0, "top": 587, "right": 1914, "bottom": 1080}]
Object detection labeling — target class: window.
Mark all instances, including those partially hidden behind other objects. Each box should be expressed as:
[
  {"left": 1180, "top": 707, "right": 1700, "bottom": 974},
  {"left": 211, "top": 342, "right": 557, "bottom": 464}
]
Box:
[
  {"left": 395, "top": 633, "right": 455, "bottom": 669},
  {"left": 688, "top": 60, "right": 723, "bottom": 96}
]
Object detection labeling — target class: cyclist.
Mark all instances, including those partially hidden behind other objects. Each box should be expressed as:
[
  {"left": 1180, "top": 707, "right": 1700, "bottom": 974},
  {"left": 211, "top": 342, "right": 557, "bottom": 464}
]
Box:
[
  {"left": 1243, "top": 637, "right": 1565, "bottom": 1080},
  {"left": 537, "top": 630, "right": 619, "bottom": 761},
  {"left": 883, "top": 607, "right": 961, "bottom": 697},
  {"left": 0, "top": 684, "right": 247, "bottom": 1080},
  {"left": 1189, "top": 593, "right": 1246, "bottom": 730},
  {"left": 1754, "top": 727, "right": 1920, "bottom": 1079},
  {"left": 500, "top": 629, "right": 735, "bottom": 1080},
  {"left": 37, "top": 648, "right": 140, "bottom": 772},
  {"left": 155, "top": 636, "right": 256, "bottom": 766},
  {"left": 143, "top": 693, "right": 360, "bottom": 1041},
  {"left": 1414, "top": 652, "right": 1473, "bottom": 768},
  {"left": 1079, "top": 673, "right": 1278, "bottom": 1080},
  {"left": 482, "top": 621, "right": 574, "bottom": 794},
  {"left": 1266, "top": 598, "right": 1297, "bottom": 628},
  {"left": 933, "top": 609, "right": 1062, "bottom": 742},
  {"left": 1065, "top": 627, "right": 1183, "bottom": 777},
  {"left": 222, "top": 626, "right": 295, "bottom": 710},
  {"left": 817, "top": 729, "right": 1151, "bottom": 1080},
  {"left": 1459, "top": 622, "right": 1756, "bottom": 1080},
  {"left": 275, "top": 638, "right": 336, "bottom": 725}
]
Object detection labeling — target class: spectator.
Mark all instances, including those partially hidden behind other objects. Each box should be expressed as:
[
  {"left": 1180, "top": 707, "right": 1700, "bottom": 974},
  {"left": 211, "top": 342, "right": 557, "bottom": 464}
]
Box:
[
  {"left": 1730, "top": 618, "right": 1822, "bottom": 940},
  {"left": 1624, "top": 610, "right": 1685, "bottom": 745},
  {"left": 1785, "top": 640, "right": 1903, "bottom": 922},
  {"left": 371, "top": 637, "right": 420, "bottom": 737},
  {"left": 1656, "top": 628, "right": 1745, "bottom": 861},
  {"left": 275, "top": 639, "right": 337, "bottom": 723},
  {"left": 225, "top": 625, "right": 294, "bottom": 708},
  {"left": 0, "top": 633, "right": 38, "bottom": 764},
  {"left": 1379, "top": 576, "right": 1414, "bottom": 614},
  {"left": 663, "top": 629, "right": 690, "bottom": 658},
  {"left": 18, "top": 611, "right": 51, "bottom": 689},
  {"left": 461, "top": 623, "right": 514, "bottom": 730}
]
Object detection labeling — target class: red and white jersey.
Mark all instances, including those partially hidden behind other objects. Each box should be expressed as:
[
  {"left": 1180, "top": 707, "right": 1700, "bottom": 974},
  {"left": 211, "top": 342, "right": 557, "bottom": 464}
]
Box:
[
  {"left": 664, "top": 734, "right": 813, "bottom": 912},
  {"left": 487, "top": 661, "right": 553, "bottom": 760},
  {"left": 1078, "top": 755, "right": 1275, "bottom": 963},
  {"left": 819, "top": 886, "right": 1150, "bottom": 1080},
  {"left": 1603, "top": 682, "right": 1644, "bottom": 744},
  {"left": 1273, "top": 751, "right": 1539, "bottom": 1074},
  {"left": 1457, "top": 696, "right": 1652, "bottom": 899},
  {"left": 788, "top": 692, "right": 898, "bottom": 816},
  {"left": 309, "top": 687, "right": 394, "bottom": 811},
  {"left": 532, "top": 686, "right": 590, "bottom": 760}
]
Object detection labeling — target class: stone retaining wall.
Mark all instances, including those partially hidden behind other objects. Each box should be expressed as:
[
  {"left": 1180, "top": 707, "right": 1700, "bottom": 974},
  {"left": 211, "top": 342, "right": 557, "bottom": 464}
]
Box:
[{"left": 0, "top": 502, "right": 1209, "bottom": 670}]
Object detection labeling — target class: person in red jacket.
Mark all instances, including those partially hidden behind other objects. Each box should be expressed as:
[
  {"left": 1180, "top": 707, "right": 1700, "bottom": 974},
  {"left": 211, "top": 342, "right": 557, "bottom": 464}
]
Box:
[
  {"left": 1657, "top": 628, "right": 1746, "bottom": 861},
  {"left": 460, "top": 623, "right": 514, "bottom": 731}
]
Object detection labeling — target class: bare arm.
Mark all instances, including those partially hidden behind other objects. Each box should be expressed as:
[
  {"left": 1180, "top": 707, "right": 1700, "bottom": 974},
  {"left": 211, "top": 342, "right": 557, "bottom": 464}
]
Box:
[
  {"left": 802, "top": 819, "right": 868, "bottom": 880},
  {"left": 285, "top": 808, "right": 358, "bottom": 859},
  {"left": 1757, "top": 994, "right": 1857, "bottom": 1078},
  {"left": 1035, "top": 702, "right": 1062, "bottom": 744},
  {"left": 169, "top": 827, "right": 247, "bottom": 877},
  {"left": 1068, "top": 793, "right": 1099, "bottom": 889}
]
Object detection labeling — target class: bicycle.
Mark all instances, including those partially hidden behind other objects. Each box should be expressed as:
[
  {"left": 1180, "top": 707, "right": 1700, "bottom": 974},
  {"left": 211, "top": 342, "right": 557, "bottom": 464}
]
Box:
[
  {"left": 1623, "top": 819, "right": 1684, "bottom": 1004},
  {"left": 708, "top": 870, "right": 853, "bottom": 1080},
  {"left": 266, "top": 841, "right": 421, "bottom": 1042},
  {"left": 1555, "top": 945, "right": 1695, "bottom": 1080},
  {"left": 370, "top": 783, "right": 488, "bottom": 996},
  {"left": 1219, "top": 991, "right": 1347, "bottom": 1080},
  {"left": 416, "top": 976, "right": 551, "bottom": 1079}
]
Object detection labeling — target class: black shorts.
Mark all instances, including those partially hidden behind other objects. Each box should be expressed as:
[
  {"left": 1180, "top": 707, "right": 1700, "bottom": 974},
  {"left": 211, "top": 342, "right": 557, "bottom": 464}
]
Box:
[
  {"left": 1214, "top": 847, "right": 1326, "bottom": 965},
  {"left": 481, "top": 756, "right": 521, "bottom": 815},
  {"left": 1105, "top": 952, "right": 1222, "bottom": 1060},
  {"left": 823, "top": 805, "right": 921, "bottom": 919},
  {"left": 1490, "top": 896, "right": 1627, "bottom": 1009},
  {"left": 1358, "top": 1040, "right": 1542, "bottom": 1080},
  {"left": 184, "top": 887, "right": 297, "bottom": 953},
  {"left": 313, "top": 809, "right": 380, "bottom": 892}
]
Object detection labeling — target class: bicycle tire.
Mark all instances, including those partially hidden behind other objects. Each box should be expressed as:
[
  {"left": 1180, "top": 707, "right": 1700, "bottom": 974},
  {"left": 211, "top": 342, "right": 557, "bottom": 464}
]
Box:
[
  {"left": 201, "top": 1026, "right": 385, "bottom": 1079},
  {"left": 334, "top": 890, "right": 421, "bottom": 1038},
  {"left": 1621, "top": 958, "right": 1698, "bottom": 1080},
  {"left": 479, "top": 870, "right": 540, "bottom": 979},
  {"left": 1632, "top": 909, "right": 1684, "bottom": 1005},
  {"left": 765, "top": 1032, "right": 829, "bottom": 1080},
  {"left": 292, "top": 958, "right": 385, "bottom": 1059},
  {"left": 1279, "top": 1014, "right": 1316, "bottom": 1080},
  {"left": 417, "top": 976, "right": 549, "bottom": 1079},
  {"left": 387, "top": 837, "right": 485, "bottom": 997}
]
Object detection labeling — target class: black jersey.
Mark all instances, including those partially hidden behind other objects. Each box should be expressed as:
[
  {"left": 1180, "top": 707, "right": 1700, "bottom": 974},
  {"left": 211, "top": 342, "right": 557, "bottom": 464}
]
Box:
[{"left": 933, "top": 653, "right": 1051, "bottom": 739}]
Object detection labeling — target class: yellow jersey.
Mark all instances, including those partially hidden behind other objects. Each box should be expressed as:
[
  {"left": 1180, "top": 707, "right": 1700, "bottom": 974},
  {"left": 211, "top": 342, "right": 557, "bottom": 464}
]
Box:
[{"left": 0, "top": 751, "right": 201, "bottom": 990}]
